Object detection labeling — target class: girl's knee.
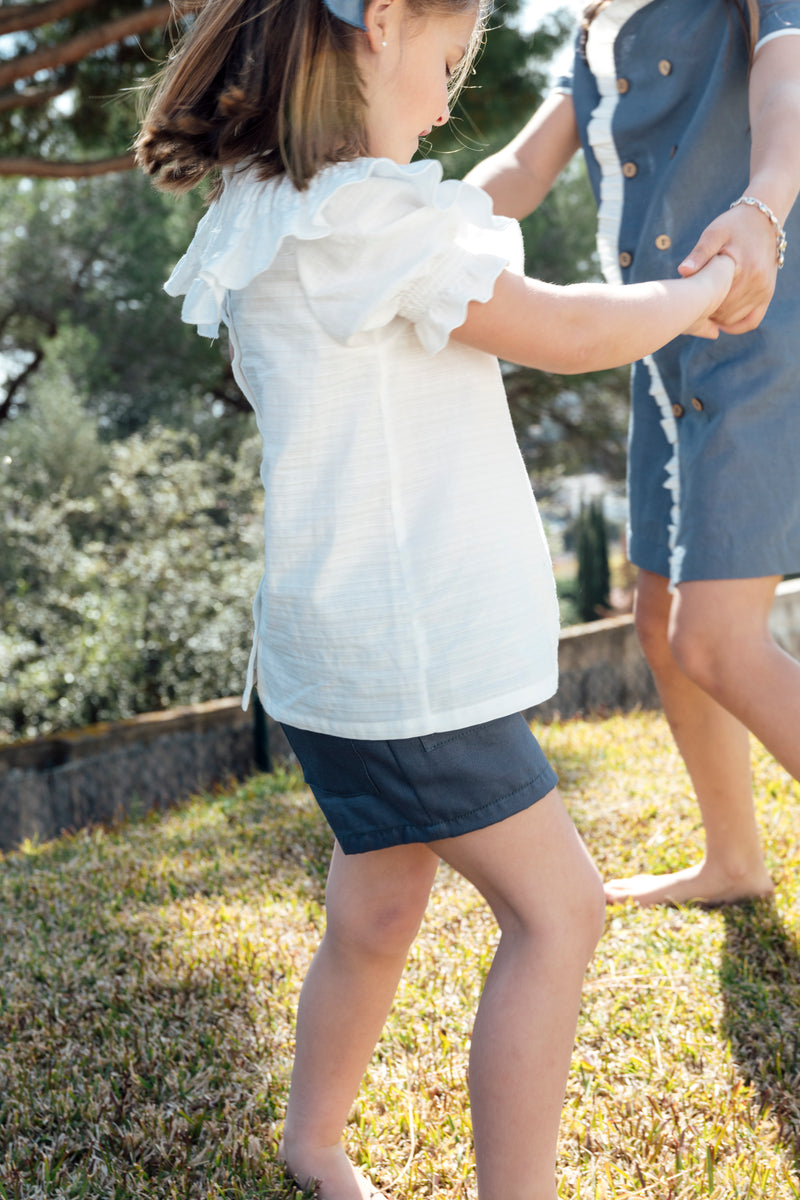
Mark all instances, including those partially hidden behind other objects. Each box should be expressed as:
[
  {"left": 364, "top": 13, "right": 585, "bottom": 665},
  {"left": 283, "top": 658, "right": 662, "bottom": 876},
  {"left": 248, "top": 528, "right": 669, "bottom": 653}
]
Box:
[
  {"left": 327, "top": 893, "right": 427, "bottom": 959},
  {"left": 522, "top": 851, "right": 605, "bottom": 969},
  {"left": 571, "top": 857, "right": 606, "bottom": 962},
  {"left": 325, "top": 846, "right": 435, "bottom": 958}
]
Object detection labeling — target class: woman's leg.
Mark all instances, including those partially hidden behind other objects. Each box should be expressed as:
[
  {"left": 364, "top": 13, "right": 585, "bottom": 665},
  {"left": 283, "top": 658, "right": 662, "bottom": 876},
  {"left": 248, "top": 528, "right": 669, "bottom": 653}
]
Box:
[
  {"left": 670, "top": 574, "right": 800, "bottom": 776},
  {"left": 432, "top": 788, "right": 606, "bottom": 1200},
  {"left": 605, "top": 568, "right": 776, "bottom": 906},
  {"left": 280, "top": 839, "right": 440, "bottom": 1200}
]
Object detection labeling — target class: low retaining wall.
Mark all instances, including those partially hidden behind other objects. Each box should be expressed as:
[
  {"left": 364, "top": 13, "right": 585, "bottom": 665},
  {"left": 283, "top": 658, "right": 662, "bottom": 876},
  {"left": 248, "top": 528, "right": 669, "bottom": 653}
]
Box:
[{"left": 2, "top": 579, "right": 798, "bottom": 854}]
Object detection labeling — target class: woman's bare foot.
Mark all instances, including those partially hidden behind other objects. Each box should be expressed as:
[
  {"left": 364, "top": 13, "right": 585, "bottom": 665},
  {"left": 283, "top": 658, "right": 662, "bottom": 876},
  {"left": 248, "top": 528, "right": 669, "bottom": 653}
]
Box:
[
  {"left": 604, "top": 861, "right": 775, "bottom": 908},
  {"left": 278, "top": 1137, "right": 386, "bottom": 1200}
]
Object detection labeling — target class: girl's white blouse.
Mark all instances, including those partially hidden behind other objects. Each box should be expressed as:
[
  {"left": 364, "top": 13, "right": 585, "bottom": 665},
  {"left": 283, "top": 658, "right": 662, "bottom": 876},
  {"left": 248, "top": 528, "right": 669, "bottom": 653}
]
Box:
[{"left": 166, "top": 157, "right": 559, "bottom": 738}]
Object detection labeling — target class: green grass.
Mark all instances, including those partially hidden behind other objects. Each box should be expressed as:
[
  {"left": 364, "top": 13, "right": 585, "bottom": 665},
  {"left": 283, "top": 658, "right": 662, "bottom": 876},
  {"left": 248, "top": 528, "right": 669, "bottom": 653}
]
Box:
[{"left": 1, "top": 711, "right": 799, "bottom": 1198}]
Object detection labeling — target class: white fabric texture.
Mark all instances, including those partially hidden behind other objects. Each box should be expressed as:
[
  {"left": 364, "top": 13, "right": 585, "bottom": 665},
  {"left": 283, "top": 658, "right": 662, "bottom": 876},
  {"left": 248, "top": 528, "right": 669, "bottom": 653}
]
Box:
[{"left": 166, "top": 157, "right": 559, "bottom": 738}]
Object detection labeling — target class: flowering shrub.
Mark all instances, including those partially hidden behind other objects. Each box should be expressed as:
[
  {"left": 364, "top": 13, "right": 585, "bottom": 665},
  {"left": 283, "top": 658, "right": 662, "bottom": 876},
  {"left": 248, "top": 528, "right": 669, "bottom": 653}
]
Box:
[{"left": 0, "top": 382, "right": 263, "bottom": 743}]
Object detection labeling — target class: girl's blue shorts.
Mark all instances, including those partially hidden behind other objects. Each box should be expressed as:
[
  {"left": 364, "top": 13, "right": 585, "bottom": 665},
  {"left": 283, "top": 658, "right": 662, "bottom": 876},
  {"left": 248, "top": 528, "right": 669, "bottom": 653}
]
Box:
[{"left": 280, "top": 712, "right": 558, "bottom": 855}]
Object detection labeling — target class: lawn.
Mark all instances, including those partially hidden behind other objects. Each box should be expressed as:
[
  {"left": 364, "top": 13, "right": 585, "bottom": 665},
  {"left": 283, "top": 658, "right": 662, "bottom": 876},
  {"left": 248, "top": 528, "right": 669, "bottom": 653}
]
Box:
[{"left": 1, "top": 711, "right": 799, "bottom": 1199}]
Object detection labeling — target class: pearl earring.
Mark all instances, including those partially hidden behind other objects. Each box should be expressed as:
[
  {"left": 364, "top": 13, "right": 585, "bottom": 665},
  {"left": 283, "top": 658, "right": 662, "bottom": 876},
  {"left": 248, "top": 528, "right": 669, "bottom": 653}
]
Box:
[{"left": 381, "top": 39, "right": 387, "bottom": 46}]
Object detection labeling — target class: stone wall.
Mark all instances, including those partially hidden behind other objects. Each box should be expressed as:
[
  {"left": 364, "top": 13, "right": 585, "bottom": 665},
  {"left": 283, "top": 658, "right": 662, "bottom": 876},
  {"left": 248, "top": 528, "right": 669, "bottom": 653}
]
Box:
[{"left": 2, "top": 578, "right": 798, "bottom": 854}]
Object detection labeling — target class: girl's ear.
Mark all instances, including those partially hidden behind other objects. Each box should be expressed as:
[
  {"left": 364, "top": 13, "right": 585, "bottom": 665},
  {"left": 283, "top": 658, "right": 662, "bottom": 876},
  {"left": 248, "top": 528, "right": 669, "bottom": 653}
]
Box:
[{"left": 363, "top": 0, "right": 397, "bottom": 52}]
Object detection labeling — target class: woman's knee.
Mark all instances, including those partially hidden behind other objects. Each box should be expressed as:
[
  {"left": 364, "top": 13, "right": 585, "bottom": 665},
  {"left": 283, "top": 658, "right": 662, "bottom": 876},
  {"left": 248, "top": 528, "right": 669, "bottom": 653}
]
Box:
[
  {"left": 668, "top": 579, "right": 777, "bottom": 696},
  {"left": 667, "top": 614, "right": 720, "bottom": 691},
  {"left": 633, "top": 573, "right": 672, "bottom": 670}
]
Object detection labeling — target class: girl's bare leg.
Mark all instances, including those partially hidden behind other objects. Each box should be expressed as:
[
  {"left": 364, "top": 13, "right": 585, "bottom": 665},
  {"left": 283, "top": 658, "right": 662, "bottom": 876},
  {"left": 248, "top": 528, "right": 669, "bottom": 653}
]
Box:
[
  {"left": 432, "top": 788, "right": 605, "bottom": 1200},
  {"left": 605, "top": 569, "right": 778, "bottom": 906},
  {"left": 280, "top": 839, "right": 440, "bottom": 1200}
]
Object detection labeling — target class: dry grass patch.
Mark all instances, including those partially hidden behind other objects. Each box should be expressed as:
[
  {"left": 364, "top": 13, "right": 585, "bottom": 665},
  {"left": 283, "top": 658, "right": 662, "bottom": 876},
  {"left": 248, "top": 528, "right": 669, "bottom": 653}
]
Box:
[{"left": 1, "top": 712, "right": 799, "bottom": 1198}]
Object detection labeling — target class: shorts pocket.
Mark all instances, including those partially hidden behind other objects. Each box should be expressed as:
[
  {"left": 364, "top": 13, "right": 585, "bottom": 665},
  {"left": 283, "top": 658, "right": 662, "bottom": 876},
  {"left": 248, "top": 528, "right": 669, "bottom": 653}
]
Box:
[{"left": 281, "top": 725, "right": 379, "bottom": 797}]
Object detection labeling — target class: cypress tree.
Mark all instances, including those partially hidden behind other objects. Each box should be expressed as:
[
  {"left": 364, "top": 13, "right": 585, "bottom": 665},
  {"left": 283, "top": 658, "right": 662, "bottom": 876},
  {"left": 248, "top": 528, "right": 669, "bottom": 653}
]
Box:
[{"left": 576, "top": 499, "right": 610, "bottom": 623}]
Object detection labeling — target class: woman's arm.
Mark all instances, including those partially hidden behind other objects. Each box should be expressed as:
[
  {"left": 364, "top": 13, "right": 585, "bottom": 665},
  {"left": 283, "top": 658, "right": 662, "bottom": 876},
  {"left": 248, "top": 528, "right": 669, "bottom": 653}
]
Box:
[
  {"left": 463, "top": 91, "right": 581, "bottom": 220},
  {"left": 451, "top": 256, "right": 734, "bottom": 374},
  {"left": 678, "top": 34, "right": 800, "bottom": 334}
]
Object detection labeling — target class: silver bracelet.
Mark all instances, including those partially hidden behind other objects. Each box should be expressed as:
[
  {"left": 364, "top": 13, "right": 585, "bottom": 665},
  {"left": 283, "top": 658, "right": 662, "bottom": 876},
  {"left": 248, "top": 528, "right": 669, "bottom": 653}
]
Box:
[{"left": 729, "top": 195, "right": 787, "bottom": 268}]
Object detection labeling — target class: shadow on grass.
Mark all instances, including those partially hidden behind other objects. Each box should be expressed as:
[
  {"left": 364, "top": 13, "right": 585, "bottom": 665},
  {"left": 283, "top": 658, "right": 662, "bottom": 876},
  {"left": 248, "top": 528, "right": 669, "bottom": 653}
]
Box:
[
  {"left": 0, "top": 771, "right": 331, "bottom": 1198},
  {"left": 720, "top": 900, "right": 800, "bottom": 1170}
]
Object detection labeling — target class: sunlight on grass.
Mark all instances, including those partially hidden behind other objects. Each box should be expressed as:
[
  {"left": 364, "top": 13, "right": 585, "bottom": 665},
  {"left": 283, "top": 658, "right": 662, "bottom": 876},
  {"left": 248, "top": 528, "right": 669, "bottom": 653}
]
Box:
[{"left": 1, "top": 715, "right": 799, "bottom": 1198}]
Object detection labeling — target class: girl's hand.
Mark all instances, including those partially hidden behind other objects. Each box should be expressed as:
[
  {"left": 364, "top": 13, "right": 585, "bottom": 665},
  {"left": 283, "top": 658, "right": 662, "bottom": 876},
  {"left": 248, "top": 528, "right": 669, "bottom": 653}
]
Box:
[
  {"left": 678, "top": 202, "right": 779, "bottom": 334},
  {"left": 682, "top": 252, "right": 735, "bottom": 339}
]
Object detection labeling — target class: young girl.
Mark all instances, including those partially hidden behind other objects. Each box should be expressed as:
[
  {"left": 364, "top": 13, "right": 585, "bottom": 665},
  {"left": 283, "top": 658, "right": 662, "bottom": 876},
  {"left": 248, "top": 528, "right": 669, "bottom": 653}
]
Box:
[
  {"left": 469, "top": 0, "right": 800, "bottom": 909},
  {"left": 136, "top": 1, "right": 731, "bottom": 1196}
]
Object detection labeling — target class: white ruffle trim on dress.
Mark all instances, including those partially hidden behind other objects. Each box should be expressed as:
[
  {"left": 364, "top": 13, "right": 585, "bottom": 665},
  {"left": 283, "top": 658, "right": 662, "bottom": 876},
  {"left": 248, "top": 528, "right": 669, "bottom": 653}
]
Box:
[
  {"left": 584, "top": 0, "right": 652, "bottom": 286},
  {"left": 164, "top": 156, "right": 521, "bottom": 352},
  {"left": 643, "top": 353, "right": 683, "bottom": 588},
  {"left": 584, "top": 0, "right": 684, "bottom": 586}
]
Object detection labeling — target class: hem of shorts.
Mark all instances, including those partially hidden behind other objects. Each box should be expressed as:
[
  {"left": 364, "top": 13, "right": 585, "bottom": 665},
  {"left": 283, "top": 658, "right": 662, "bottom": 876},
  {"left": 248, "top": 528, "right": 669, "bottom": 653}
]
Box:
[
  {"left": 333, "top": 761, "right": 559, "bottom": 855},
  {"left": 255, "top": 673, "right": 559, "bottom": 740}
]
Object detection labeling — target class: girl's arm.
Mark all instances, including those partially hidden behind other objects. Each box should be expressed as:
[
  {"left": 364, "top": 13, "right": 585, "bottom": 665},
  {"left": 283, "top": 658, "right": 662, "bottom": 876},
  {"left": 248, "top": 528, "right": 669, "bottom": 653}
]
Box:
[
  {"left": 463, "top": 91, "right": 581, "bottom": 220},
  {"left": 451, "top": 256, "right": 734, "bottom": 374},
  {"left": 678, "top": 35, "right": 800, "bottom": 334}
]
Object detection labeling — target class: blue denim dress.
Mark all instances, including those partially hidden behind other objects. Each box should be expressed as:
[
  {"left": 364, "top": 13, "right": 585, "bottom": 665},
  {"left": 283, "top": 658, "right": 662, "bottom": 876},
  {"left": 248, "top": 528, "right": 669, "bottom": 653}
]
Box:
[{"left": 561, "top": 0, "right": 800, "bottom": 584}]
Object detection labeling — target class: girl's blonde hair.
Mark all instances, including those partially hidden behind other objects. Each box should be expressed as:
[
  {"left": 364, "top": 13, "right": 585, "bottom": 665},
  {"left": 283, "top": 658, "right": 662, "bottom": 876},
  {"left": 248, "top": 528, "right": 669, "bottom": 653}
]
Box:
[
  {"left": 579, "top": 1, "right": 760, "bottom": 63},
  {"left": 135, "top": 0, "right": 485, "bottom": 195}
]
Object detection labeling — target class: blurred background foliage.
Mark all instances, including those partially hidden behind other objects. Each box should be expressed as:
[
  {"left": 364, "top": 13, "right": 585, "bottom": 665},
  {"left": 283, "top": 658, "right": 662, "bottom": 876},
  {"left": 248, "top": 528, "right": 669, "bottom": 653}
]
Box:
[{"left": 0, "top": 1, "right": 627, "bottom": 743}]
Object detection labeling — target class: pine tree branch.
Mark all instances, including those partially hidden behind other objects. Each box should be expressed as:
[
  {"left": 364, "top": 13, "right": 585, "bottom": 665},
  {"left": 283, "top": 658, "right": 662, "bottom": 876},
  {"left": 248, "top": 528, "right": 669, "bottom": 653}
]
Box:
[
  {"left": 0, "top": 85, "right": 68, "bottom": 114},
  {"left": 0, "top": 344, "right": 49, "bottom": 422},
  {"left": 0, "top": 153, "right": 135, "bottom": 177},
  {"left": 0, "top": 0, "right": 98, "bottom": 39},
  {"left": 0, "top": 5, "right": 176, "bottom": 91}
]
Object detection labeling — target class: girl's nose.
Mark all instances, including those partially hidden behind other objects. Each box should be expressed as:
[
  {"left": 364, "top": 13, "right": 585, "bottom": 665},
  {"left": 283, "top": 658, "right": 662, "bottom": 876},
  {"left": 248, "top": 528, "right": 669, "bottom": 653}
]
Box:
[{"left": 434, "top": 108, "right": 449, "bottom": 126}]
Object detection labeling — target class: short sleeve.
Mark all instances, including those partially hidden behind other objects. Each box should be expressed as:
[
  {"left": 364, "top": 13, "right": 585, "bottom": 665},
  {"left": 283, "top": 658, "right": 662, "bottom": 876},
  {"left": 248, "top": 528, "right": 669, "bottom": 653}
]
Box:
[
  {"left": 553, "top": 70, "right": 574, "bottom": 95},
  {"left": 164, "top": 157, "right": 521, "bottom": 348},
  {"left": 757, "top": 0, "right": 800, "bottom": 45},
  {"left": 294, "top": 162, "right": 523, "bottom": 354}
]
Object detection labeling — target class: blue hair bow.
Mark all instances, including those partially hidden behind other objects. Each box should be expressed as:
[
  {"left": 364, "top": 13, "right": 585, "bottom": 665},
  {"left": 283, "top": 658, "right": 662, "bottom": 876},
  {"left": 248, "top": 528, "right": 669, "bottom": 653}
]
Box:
[{"left": 322, "top": 0, "right": 367, "bottom": 29}]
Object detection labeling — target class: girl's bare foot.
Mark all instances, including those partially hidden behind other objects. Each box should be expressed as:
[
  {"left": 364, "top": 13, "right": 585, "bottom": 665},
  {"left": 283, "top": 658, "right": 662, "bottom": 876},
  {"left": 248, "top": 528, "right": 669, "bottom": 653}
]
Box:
[
  {"left": 278, "top": 1137, "right": 387, "bottom": 1200},
  {"left": 604, "top": 861, "right": 775, "bottom": 908}
]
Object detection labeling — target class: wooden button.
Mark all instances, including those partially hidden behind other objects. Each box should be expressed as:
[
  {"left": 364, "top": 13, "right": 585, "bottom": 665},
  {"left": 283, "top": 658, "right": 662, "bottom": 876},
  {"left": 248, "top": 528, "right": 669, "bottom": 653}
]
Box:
[
  {"left": 658, "top": 59, "right": 673, "bottom": 76},
  {"left": 622, "top": 161, "right": 638, "bottom": 178},
  {"left": 691, "top": 397, "right": 704, "bottom": 412},
  {"left": 655, "top": 234, "right": 672, "bottom": 250},
  {"left": 672, "top": 403, "right": 684, "bottom": 418},
  {"left": 617, "top": 77, "right": 630, "bottom": 94},
  {"left": 619, "top": 251, "right": 633, "bottom": 268}
]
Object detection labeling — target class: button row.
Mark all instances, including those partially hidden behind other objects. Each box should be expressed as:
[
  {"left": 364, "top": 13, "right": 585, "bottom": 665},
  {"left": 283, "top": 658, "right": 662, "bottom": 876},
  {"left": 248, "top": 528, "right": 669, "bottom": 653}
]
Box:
[
  {"left": 618, "top": 233, "right": 672, "bottom": 268},
  {"left": 616, "top": 60, "right": 674, "bottom": 271},
  {"left": 672, "top": 398, "right": 705, "bottom": 418},
  {"left": 616, "top": 59, "right": 672, "bottom": 93}
]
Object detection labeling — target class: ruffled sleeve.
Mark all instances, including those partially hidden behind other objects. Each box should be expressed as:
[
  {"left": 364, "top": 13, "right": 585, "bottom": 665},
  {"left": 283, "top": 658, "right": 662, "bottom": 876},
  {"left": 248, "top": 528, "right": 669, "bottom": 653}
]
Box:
[
  {"left": 294, "top": 159, "right": 522, "bottom": 353},
  {"left": 164, "top": 157, "right": 522, "bottom": 351}
]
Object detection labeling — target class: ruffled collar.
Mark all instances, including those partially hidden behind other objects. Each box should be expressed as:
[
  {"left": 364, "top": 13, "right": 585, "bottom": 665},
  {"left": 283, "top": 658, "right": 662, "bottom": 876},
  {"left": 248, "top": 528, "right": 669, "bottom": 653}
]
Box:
[{"left": 165, "top": 157, "right": 451, "bottom": 337}]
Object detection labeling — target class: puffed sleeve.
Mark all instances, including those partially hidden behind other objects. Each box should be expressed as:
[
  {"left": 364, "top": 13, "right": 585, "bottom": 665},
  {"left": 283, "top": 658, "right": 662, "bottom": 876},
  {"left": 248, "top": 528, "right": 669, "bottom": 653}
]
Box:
[
  {"left": 294, "top": 159, "right": 523, "bottom": 353},
  {"left": 165, "top": 157, "right": 522, "bottom": 349}
]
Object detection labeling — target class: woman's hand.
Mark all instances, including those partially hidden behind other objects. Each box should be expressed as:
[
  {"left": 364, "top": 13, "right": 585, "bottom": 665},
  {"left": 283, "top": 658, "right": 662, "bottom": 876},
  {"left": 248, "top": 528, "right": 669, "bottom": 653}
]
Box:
[
  {"left": 677, "top": 202, "right": 779, "bottom": 334},
  {"left": 678, "top": 34, "right": 800, "bottom": 335}
]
